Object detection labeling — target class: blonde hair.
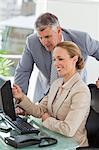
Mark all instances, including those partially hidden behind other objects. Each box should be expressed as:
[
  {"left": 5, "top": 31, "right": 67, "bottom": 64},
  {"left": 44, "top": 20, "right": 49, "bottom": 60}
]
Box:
[{"left": 55, "top": 41, "right": 84, "bottom": 70}]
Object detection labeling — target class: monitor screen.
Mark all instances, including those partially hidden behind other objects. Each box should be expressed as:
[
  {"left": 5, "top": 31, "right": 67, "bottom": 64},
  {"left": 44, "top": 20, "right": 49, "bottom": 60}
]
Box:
[{"left": 0, "top": 80, "right": 16, "bottom": 121}]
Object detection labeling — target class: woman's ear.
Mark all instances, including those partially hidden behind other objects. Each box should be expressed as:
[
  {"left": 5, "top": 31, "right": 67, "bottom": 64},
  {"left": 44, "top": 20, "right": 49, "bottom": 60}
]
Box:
[{"left": 73, "top": 55, "right": 78, "bottom": 63}]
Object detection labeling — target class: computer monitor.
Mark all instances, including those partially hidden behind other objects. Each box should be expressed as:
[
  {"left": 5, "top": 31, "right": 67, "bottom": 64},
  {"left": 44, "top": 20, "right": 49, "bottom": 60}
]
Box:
[
  {"left": 0, "top": 77, "right": 6, "bottom": 112},
  {"left": 0, "top": 80, "right": 16, "bottom": 121}
]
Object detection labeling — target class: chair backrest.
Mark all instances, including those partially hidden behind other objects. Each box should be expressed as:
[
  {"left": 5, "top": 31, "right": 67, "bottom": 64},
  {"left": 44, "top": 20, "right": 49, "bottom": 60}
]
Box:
[
  {"left": 89, "top": 84, "right": 99, "bottom": 113},
  {"left": 86, "top": 84, "right": 99, "bottom": 148}
]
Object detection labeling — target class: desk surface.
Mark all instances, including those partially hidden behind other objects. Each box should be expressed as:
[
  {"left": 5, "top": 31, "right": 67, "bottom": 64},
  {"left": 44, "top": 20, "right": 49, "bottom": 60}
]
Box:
[{"left": 0, "top": 116, "right": 78, "bottom": 150}]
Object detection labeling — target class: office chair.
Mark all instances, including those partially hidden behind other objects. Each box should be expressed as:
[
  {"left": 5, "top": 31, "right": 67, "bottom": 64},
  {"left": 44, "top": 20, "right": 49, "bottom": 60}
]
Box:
[{"left": 77, "top": 84, "right": 99, "bottom": 150}]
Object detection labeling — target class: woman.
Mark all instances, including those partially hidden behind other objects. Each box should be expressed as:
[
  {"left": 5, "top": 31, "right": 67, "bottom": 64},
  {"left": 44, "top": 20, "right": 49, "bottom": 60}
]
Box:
[{"left": 12, "top": 41, "right": 91, "bottom": 147}]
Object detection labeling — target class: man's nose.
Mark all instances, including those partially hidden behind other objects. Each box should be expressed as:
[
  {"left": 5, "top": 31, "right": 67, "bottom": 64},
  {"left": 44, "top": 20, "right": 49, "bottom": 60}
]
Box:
[{"left": 41, "top": 38, "right": 48, "bottom": 45}]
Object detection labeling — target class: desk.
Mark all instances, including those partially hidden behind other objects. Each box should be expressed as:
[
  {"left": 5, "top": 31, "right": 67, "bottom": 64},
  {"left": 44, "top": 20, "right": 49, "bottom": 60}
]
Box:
[{"left": 0, "top": 116, "right": 78, "bottom": 150}]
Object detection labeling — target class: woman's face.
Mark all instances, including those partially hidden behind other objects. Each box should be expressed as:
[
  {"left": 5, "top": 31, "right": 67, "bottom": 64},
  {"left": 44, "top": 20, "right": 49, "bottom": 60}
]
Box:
[{"left": 53, "top": 47, "right": 78, "bottom": 81}]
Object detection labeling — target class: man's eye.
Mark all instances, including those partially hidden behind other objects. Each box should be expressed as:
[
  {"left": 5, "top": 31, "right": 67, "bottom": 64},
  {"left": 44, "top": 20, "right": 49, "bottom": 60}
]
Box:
[
  {"left": 39, "top": 37, "right": 42, "bottom": 40},
  {"left": 45, "top": 36, "right": 50, "bottom": 39},
  {"left": 53, "top": 58, "right": 56, "bottom": 62}
]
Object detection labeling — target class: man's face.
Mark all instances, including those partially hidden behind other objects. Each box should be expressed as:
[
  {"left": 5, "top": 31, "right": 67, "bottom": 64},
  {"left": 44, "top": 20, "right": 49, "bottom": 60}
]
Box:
[{"left": 37, "top": 26, "right": 62, "bottom": 52}]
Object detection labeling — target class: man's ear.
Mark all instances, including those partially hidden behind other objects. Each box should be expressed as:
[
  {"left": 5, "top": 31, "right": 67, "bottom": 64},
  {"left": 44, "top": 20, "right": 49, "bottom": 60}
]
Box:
[{"left": 57, "top": 26, "right": 62, "bottom": 34}]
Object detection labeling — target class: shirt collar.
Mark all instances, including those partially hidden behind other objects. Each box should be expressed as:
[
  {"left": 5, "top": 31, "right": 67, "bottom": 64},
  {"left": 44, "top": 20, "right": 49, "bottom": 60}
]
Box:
[
  {"left": 61, "top": 72, "right": 80, "bottom": 89},
  {"left": 61, "top": 34, "right": 64, "bottom": 42}
]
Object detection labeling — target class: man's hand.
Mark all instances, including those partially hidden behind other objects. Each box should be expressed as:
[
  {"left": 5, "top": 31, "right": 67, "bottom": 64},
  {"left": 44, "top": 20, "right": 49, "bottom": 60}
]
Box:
[
  {"left": 41, "top": 113, "right": 50, "bottom": 121},
  {"left": 96, "top": 79, "right": 99, "bottom": 88}
]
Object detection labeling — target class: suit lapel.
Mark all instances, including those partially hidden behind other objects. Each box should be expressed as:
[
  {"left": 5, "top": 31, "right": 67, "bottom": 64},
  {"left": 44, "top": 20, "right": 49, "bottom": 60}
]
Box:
[
  {"left": 42, "top": 48, "right": 52, "bottom": 80},
  {"left": 62, "top": 29, "right": 72, "bottom": 41}
]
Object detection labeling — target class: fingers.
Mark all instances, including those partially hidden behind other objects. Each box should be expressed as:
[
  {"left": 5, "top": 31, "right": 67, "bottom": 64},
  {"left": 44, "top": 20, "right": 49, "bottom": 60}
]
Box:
[
  {"left": 13, "top": 84, "right": 21, "bottom": 92},
  {"left": 41, "top": 113, "right": 50, "bottom": 121},
  {"left": 15, "top": 107, "right": 26, "bottom": 116},
  {"left": 12, "top": 84, "right": 23, "bottom": 100},
  {"left": 96, "top": 80, "right": 99, "bottom": 88}
]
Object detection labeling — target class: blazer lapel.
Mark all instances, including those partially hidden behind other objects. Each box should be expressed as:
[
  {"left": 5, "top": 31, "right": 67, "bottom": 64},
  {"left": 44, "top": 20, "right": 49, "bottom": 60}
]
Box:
[
  {"left": 53, "top": 87, "right": 70, "bottom": 117},
  {"left": 48, "top": 78, "right": 63, "bottom": 115}
]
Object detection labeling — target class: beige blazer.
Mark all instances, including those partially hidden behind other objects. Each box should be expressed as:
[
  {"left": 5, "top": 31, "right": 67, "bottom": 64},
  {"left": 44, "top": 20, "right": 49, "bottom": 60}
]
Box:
[{"left": 19, "top": 72, "right": 91, "bottom": 147}]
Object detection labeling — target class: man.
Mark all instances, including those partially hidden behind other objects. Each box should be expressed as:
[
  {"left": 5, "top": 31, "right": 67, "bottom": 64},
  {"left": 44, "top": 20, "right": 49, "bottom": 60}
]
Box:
[{"left": 14, "top": 12, "right": 99, "bottom": 102}]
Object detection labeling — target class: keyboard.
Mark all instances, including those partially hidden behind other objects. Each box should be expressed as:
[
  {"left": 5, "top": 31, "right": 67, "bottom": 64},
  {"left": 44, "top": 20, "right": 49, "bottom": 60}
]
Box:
[
  {"left": 3, "top": 115, "right": 40, "bottom": 134},
  {"left": 12, "top": 116, "right": 40, "bottom": 134}
]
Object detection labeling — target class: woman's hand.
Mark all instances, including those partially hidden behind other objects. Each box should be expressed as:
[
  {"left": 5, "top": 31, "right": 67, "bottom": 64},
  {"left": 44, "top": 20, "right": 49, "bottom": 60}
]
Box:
[
  {"left": 41, "top": 113, "right": 50, "bottom": 121},
  {"left": 15, "top": 106, "right": 27, "bottom": 116},
  {"left": 12, "top": 84, "right": 24, "bottom": 102}
]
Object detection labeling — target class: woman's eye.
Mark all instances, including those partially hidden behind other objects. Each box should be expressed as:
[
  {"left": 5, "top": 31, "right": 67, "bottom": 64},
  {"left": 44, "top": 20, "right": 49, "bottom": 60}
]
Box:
[
  {"left": 59, "top": 58, "right": 64, "bottom": 60},
  {"left": 52, "top": 57, "right": 64, "bottom": 62}
]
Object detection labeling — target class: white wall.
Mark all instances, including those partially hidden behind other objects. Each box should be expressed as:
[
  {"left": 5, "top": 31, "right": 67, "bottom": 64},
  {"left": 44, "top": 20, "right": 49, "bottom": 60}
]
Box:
[
  {"left": 47, "top": 0, "right": 99, "bottom": 39},
  {"left": 86, "top": 56, "right": 99, "bottom": 84}
]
